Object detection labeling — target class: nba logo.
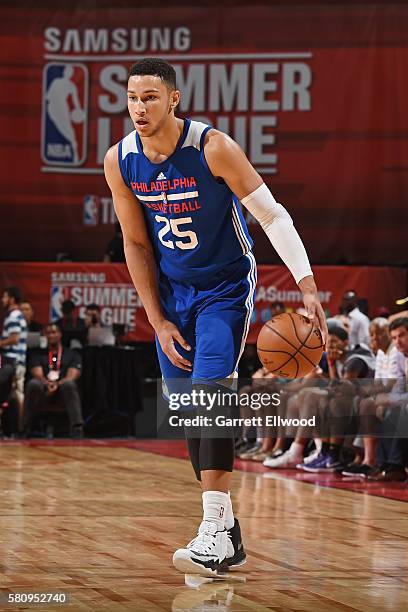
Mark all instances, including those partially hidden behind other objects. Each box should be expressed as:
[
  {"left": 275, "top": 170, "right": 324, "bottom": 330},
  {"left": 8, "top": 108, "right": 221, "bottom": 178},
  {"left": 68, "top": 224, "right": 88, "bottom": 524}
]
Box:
[
  {"left": 42, "top": 63, "right": 88, "bottom": 166},
  {"left": 50, "top": 285, "right": 70, "bottom": 320},
  {"left": 83, "top": 195, "right": 99, "bottom": 226}
]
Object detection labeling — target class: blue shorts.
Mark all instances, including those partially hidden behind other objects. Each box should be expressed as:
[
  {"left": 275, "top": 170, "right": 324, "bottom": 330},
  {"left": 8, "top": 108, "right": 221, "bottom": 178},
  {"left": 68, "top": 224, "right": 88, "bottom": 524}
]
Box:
[{"left": 156, "top": 253, "right": 256, "bottom": 384}]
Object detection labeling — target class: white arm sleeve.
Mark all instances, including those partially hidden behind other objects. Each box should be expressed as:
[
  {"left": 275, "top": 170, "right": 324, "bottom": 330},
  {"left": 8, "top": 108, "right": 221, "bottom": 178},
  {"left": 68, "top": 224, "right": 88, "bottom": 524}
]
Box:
[{"left": 241, "top": 183, "right": 313, "bottom": 285}]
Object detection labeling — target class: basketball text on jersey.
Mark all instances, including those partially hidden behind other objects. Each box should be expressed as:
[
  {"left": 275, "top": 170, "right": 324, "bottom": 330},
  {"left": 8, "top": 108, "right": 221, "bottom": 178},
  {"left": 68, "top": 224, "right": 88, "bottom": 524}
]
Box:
[
  {"left": 132, "top": 177, "right": 200, "bottom": 215},
  {"left": 131, "top": 177, "right": 196, "bottom": 192}
]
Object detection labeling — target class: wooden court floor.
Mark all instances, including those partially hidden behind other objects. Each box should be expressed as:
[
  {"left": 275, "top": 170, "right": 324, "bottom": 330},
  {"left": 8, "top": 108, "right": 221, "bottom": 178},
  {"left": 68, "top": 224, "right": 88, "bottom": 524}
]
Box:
[{"left": 0, "top": 442, "right": 407, "bottom": 611}]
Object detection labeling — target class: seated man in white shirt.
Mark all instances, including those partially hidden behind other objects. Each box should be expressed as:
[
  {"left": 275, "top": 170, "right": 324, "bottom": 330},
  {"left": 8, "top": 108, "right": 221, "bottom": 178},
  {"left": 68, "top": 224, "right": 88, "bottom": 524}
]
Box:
[{"left": 341, "top": 290, "right": 370, "bottom": 349}]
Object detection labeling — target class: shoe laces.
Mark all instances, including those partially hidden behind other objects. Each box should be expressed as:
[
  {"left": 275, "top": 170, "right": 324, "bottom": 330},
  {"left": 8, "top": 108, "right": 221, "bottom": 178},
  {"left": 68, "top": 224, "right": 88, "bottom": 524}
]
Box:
[{"left": 188, "top": 521, "right": 220, "bottom": 556}]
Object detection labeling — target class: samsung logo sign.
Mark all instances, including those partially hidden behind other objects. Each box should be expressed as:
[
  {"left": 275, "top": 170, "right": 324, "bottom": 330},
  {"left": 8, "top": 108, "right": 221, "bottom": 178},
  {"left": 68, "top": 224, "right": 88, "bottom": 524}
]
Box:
[{"left": 44, "top": 27, "right": 192, "bottom": 53}]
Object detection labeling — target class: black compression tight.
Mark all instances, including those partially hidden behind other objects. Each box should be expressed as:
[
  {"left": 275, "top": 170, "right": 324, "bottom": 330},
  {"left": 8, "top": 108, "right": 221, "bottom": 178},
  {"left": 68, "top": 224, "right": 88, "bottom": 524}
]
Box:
[{"left": 186, "top": 435, "right": 235, "bottom": 481}]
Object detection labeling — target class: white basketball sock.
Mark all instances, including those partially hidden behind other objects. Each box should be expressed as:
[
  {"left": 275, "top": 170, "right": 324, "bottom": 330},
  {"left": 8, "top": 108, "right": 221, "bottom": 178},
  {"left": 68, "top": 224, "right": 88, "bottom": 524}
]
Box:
[
  {"left": 225, "top": 491, "right": 235, "bottom": 530},
  {"left": 202, "top": 491, "right": 229, "bottom": 530},
  {"left": 289, "top": 441, "right": 304, "bottom": 459}
]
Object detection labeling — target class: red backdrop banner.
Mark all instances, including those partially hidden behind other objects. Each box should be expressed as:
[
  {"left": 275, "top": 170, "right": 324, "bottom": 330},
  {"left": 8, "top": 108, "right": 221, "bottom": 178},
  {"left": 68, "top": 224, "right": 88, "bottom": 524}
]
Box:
[
  {"left": 0, "top": 263, "right": 405, "bottom": 343},
  {"left": 0, "top": 4, "right": 407, "bottom": 264}
]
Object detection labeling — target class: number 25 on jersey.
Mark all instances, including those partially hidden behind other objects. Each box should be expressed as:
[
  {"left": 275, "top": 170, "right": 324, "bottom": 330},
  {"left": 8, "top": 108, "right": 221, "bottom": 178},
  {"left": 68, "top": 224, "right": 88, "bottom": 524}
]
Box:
[{"left": 155, "top": 215, "right": 198, "bottom": 250}]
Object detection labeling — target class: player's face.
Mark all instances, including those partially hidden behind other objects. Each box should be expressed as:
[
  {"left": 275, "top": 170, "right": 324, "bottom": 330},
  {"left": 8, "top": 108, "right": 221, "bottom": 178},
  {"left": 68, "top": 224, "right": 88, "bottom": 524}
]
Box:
[
  {"left": 127, "top": 75, "right": 179, "bottom": 137},
  {"left": 390, "top": 325, "right": 408, "bottom": 356}
]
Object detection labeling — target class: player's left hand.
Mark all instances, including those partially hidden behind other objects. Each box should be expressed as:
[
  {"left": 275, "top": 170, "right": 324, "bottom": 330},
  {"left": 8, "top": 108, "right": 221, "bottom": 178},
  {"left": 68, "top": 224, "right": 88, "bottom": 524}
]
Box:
[{"left": 298, "top": 276, "right": 328, "bottom": 344}]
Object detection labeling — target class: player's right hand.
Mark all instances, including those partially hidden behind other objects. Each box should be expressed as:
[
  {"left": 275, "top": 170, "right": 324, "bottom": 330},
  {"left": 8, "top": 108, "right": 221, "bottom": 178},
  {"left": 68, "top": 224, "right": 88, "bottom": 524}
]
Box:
[{"left": 156, "top": 320, "right": 193, "bottom": 372}]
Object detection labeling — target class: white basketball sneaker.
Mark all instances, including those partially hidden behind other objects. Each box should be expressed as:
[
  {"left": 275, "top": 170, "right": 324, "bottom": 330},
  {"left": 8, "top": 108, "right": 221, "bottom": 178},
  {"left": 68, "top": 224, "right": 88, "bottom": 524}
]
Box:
[
  {"left": 173, "top": 521, "right": 229, "bottom": 576},
  {"left": 263, "top": 448, "right": 301, "bottom": 469}
]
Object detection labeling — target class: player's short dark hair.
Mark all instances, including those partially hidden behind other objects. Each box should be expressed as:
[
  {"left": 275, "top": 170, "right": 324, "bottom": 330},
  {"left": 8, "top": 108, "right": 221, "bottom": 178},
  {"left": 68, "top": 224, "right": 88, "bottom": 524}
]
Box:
[
  {"left": 4, "top": 286, "right": 21, "bottom": 304},
  {"left": 128, "top": 58, "right": 176, "bottom": 90},
  {"left": 86, "top": 303, "right": 100, "bottom": 312},
  {"left": 389, "top": 317, "right": 408, "bottom": 332}
]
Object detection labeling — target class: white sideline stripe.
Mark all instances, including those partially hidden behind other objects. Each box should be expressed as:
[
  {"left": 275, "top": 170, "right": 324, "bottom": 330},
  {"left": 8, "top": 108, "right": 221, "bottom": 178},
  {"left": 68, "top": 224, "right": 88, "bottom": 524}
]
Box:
[{"left": 136, "top": 191, "right": 199, "bottom": 202}]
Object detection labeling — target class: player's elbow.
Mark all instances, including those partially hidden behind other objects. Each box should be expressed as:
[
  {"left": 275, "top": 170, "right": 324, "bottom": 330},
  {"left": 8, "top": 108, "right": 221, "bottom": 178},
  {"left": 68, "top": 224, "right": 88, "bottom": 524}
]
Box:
[{"left": 123, "top": 236, "right": 153, "bottom": 255}]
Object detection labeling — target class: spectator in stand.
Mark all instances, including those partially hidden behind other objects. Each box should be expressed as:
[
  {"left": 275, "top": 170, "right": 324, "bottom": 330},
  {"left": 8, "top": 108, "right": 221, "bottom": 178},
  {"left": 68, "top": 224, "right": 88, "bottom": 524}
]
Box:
[
  {"left": 341, "top": 290, "right": 370, "bottom": 348},
  {"left": 84, "top": 303, "right": 103, "bottom": 329},
  {"left": 0, "top": 287, "right": 27, "bottom": 429},
  {"left": 364, "top": 317, "right": 408, "bottom": 482},
  {"left": 20, "top": 301, "right": 43, "bottom": 333},
  {"left": 23, "top": 322, "right": 84, "bottom": 438},
  {"left": 103, "top": 221, "right": 125, "bottom": 263},
  {"left": 341, "top": 317, "right": 398, "bottom": 478},
  {"left": 84, "top": 303, "right": 115, "bottom": 346},
  {"left": 57, "top": 299, "right": 86, "bottom": 347}
]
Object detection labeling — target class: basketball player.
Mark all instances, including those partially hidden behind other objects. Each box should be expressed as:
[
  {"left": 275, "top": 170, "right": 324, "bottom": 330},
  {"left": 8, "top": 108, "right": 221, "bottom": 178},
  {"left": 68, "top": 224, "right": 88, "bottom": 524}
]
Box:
[{"left": 104, "top": 58, "right": 328, "bottom": 577}]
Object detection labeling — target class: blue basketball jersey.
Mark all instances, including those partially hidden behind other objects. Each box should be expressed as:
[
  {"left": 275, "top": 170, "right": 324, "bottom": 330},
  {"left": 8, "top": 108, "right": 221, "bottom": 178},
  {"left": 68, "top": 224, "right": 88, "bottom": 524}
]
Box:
[{"left": 118, "top": 119, "right": 253, "bottom": 284}]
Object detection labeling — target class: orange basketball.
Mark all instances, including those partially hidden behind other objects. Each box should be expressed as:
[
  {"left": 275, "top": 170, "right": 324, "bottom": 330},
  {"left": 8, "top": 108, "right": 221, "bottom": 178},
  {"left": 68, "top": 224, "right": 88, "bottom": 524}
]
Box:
[{"left": 257, "top": 312, "right": 324, "bottom": 378}]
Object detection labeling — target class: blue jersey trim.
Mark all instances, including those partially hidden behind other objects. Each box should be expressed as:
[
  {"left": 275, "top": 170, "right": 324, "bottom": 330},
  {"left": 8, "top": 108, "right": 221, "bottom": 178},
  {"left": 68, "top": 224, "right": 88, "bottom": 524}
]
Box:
[
  {"left": 199, "top": 125, "right": 212, "bottom": 151},
  {"left": 199, "top": 128, "right": 227, "bottom": 186}
]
